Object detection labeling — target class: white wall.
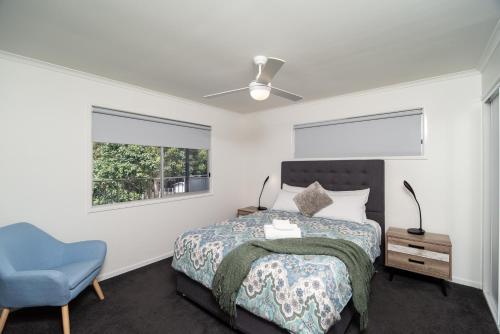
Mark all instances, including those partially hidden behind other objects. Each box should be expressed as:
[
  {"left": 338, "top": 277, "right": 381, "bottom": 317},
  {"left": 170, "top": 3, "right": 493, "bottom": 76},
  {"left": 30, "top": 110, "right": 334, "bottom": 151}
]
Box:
[
  {"left": 241, "top": 72, "right": 483, "bottom": 288},
  {"left": 0, "top": 53, "right": 249, "bottom": 279}
]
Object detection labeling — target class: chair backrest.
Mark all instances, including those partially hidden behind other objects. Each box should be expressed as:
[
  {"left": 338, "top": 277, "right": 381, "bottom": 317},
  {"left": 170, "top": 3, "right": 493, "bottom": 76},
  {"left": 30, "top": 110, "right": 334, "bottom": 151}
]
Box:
[{"left": 0, "top": 223, "right": 64, "bottom": 274}]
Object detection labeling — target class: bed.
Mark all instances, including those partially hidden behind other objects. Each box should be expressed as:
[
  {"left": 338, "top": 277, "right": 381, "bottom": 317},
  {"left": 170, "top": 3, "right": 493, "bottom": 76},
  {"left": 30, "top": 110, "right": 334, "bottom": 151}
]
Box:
[{"left": 173, "top": 160, "right": 385, "bottom": 334}]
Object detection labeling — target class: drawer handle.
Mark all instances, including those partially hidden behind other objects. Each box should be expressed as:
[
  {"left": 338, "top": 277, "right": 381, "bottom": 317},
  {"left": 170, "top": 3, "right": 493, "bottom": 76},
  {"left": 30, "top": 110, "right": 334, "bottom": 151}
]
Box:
[
  {"left": 408, "top": 258, "right": 425, "bottom": 265},
  {"left": 408, "top": 244, "right": 424, "bottom": 250}
]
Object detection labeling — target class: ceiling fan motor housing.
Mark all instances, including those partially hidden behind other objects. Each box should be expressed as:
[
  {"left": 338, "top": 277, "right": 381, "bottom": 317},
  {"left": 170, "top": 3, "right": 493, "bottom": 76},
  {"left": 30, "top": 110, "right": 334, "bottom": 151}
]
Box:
[{"left": 253, "top": 55, "right": 268, "bottom": 66}]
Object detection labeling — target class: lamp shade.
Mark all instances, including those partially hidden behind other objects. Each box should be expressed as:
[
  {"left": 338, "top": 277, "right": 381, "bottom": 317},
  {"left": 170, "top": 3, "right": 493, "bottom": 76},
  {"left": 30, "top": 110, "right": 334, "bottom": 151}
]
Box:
[{"left": 403, "top": 180, "right": 416, "bottom": 198}]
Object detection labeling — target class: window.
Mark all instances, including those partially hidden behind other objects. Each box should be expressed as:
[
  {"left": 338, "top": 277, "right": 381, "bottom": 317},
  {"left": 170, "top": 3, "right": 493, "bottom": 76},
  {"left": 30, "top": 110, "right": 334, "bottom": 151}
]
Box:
[
  {"left": 294, "top": 109, "right": 424, "bottom": 158},
  {"left": 91, "top": 107, "right": 210, "bottom": 206}
]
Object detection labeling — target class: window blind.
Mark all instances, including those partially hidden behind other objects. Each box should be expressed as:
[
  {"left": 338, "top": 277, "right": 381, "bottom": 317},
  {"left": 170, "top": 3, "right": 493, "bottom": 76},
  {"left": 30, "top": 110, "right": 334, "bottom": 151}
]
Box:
[
  {"left": 92, "top": 107, "right": 211, "bottom": 149},
  {"left": 294, "top": 109, "right": 424, "bottom": 158}
]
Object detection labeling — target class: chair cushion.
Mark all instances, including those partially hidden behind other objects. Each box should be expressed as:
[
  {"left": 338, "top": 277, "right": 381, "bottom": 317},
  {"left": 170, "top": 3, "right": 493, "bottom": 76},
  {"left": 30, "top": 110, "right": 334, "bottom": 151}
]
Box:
[{"left": 52, "top": 259, "right": 101, "bottom": 289}]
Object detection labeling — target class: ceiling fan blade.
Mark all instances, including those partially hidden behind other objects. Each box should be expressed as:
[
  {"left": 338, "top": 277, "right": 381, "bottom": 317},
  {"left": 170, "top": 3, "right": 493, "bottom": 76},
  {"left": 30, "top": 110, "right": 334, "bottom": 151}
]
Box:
[
  {"left": 203, "top": 87, "right": 248, "bottom": 99},
  {"left": 256, "top": 57, "right": 285, "bottom": 84},
  {"left": 271, "top": 87, "right": 303, "bottom": 101}
]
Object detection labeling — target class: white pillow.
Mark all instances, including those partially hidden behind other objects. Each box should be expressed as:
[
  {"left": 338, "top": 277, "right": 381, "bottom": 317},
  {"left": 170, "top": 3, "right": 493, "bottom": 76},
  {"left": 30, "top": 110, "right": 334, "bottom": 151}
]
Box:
[
  {"left": 330, "top": 189, "right": 370, "bottom": 222},
  {"left": 330, "top": 188, "right": 370, "bottom": 202},
  {"left": 282, "top": 183, "right": 370, "bottom": 221},
  {"left": 283, "top": 183, "right": 369, "bottom": 200},
  {"left": 282, "top": 183, "right": 307, "bottom": 193},
  {"left": 272, "top": 190, "right": 299, "bottom": 212},
  {"left": 315, "top": 195, "right": 366, "bottom": 224}
]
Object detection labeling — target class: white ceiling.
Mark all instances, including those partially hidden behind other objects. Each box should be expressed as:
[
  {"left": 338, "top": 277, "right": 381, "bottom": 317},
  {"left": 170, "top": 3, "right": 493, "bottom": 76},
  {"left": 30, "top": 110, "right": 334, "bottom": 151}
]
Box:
[{"left": 0, "top": 1, "right": 499, "bottom": 113}]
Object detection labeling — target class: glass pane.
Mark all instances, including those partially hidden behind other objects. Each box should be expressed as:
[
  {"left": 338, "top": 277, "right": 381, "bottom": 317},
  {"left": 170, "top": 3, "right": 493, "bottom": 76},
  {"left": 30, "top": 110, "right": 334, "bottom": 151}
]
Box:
[
  {"left": 163, "top": 147, "right": 186, "bottom": 195},
  {"left": 92, "top": 143, "right": 161, "bottom": 205},
  {"left": 163, "top": 147, "right": 209, "bottom": 195},
  {"left": 189, "top": 148, "right": 208, "bottom": 175},
  {"left": 188, "top": 148, "right": 209, "bottom": 192}
]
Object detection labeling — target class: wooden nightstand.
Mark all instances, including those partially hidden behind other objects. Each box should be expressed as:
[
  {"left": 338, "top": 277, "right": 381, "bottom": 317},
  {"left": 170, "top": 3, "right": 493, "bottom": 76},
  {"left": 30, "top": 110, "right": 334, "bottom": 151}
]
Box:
[
  {"left": 385, "top": 227, "right": 452, "bottom": 295},
  {"left": 237, "top": 206, "right": 259, "bottom": 217}
]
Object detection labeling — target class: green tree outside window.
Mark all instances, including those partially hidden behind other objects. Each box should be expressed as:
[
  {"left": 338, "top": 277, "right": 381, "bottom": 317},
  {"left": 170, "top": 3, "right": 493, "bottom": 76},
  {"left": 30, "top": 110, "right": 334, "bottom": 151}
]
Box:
[{"left": 93, "top": 143, "right": 208, "bottom": 205}]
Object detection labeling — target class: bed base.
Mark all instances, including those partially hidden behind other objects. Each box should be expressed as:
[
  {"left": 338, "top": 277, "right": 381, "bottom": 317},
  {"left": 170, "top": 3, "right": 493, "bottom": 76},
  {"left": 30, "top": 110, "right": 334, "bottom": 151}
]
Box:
[{"left": 176, "top": 271, "right": 355, "bottom": 334}]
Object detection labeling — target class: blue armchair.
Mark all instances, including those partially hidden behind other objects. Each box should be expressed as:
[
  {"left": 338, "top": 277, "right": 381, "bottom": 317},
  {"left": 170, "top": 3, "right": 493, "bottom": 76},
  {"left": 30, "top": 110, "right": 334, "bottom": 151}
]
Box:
[{"left": 0, "top": 223, "right": 107, "bottom": 334}]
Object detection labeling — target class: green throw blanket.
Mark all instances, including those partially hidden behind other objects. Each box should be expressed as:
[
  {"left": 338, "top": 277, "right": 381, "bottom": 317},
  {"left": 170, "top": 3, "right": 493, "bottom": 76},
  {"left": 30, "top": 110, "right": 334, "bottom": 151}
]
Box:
[{"left": 212, "top": 237, "right": 374, "bottom": 331}]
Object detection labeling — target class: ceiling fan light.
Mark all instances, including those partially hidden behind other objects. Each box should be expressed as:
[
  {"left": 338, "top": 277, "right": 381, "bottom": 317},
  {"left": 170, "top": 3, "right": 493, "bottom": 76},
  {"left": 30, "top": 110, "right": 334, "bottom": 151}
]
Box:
[{"left": 249, "top": 84, "right": 271, "bottom": 101}]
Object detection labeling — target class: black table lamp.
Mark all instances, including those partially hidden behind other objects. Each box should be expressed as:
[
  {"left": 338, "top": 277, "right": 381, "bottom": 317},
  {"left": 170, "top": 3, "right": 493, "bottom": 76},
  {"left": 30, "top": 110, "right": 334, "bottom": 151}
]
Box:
[
  {"left": 258, "top": 176, "right": 270, "bottom": 211},
  {"left": 404, "top": 180, "right": 425, "bottom": 235}
]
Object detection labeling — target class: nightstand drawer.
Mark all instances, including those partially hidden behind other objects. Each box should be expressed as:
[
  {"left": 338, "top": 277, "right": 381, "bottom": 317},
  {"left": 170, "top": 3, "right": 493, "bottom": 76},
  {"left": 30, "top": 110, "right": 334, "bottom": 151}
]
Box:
[
  {"left": 387, "top": 251, "right": 450, "bottom": 279},
  {"left": 387, "top": 243, "right": 449, "bottom": 262},
  {"left": 388, "top": 237, "right": 450, "bottom": 254}
]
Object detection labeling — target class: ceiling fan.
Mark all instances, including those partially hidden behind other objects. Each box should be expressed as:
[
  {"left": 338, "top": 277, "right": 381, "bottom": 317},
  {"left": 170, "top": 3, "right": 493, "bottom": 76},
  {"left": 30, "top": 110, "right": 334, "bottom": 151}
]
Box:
[{"left": 203, "top": 55, "right": 303, "bottom": 102}]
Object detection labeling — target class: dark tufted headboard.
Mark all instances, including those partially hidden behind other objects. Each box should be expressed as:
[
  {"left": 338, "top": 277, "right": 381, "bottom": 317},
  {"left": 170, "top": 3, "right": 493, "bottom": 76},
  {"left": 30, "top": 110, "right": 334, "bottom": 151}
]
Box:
[{"left": 281, "top": 160, "right": 385, "bottom": 264}]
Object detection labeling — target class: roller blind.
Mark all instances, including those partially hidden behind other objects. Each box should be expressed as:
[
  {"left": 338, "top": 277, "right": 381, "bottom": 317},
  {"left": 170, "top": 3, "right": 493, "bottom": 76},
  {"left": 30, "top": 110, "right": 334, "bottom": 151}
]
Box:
[
  {"left": 294, "top": 109, "right": 424, "bottom": 158},
  {"left": 92, "top": 107, "right": 211, "bottom": 149}
]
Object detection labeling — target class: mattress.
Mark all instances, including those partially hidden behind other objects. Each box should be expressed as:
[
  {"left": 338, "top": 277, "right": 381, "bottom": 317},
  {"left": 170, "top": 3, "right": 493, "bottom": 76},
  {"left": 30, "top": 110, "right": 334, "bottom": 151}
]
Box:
[{"left": 172, "top": 210, "right": 380, "bottom": 334}]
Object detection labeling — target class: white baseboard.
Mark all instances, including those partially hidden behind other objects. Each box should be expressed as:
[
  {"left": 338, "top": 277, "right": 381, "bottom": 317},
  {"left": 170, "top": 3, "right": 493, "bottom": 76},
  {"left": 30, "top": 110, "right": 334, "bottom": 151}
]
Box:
[
  {"left": 98, "top": 250, "right": 174, "bottom": 281},
  {"left": 452, "top": 276, "right": 482, "bottom": 289}
]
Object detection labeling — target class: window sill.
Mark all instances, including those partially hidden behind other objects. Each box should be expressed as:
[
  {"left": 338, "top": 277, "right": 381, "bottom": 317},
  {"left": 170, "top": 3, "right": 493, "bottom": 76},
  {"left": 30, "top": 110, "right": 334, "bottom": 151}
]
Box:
[{"left": 88, "top": 191, "right": 214, "bottom": 213}]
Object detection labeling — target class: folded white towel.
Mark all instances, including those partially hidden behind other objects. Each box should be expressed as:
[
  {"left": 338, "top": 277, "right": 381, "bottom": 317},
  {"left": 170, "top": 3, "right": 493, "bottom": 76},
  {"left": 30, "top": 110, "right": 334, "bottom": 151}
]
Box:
[
  {"left": 272, "top": 219, "right": 293, "bottom": 230},
  {"left": 264, "top": 224, "right": 301, "bottom": 240}
]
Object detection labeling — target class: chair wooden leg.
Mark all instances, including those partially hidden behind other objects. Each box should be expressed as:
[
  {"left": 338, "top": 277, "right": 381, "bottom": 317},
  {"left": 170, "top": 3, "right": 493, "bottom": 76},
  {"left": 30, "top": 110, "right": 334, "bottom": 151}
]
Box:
[
  {"left": 61, "top": 305, "right": 70, "bottom": 334},
  {"left": 92, "top": 278, "right": 105, "bottom": 301},
  {"left": 0, "top": 308, "right": 10, "bottom": 334}
]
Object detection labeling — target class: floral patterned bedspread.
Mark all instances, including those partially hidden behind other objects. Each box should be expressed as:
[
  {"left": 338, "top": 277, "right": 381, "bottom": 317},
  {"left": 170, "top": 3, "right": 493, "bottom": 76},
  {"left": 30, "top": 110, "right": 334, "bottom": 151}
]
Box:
[{"left": 172, "top": 210, "right": 380, "bottom": 334}]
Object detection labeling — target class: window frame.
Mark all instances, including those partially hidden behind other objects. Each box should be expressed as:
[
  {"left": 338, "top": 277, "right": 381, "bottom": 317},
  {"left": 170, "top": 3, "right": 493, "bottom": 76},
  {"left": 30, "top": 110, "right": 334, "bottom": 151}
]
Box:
[
  {"left": 87, "top": 106, "right": 213, "bottom": 213},
  {"left": 292, "top": 109, "right": 427, "bottom": 160}
]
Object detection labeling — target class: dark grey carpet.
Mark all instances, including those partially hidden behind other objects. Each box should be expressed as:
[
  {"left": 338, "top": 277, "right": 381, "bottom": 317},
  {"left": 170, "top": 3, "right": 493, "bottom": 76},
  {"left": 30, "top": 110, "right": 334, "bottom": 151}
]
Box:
[{"left": 3, "top": 258, "right": 498, "bottom": 334}]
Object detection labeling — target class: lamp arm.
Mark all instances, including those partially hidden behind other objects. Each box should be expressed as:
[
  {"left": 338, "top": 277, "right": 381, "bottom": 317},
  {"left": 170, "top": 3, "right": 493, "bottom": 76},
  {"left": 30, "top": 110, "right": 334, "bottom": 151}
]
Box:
[
  {"left": 413, "top": 195, "right": 423, "bottom": 230},
  {"left": 258, "top": 184, "right": 266, "bottom": 208},
  {"left": 257, "top": 176, "right": 270, "bottom": 210}
]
